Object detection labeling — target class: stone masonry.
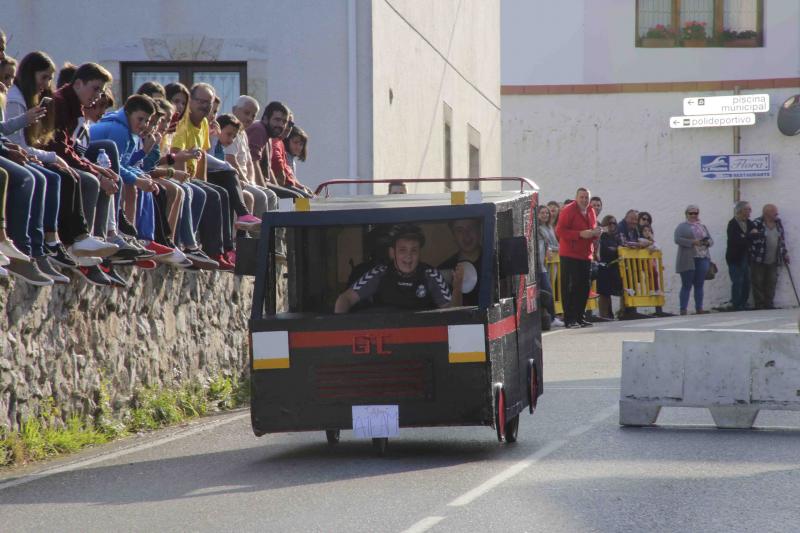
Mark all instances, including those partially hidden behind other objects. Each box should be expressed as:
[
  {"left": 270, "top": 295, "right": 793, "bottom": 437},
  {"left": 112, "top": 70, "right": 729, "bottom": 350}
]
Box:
[{"left": 0, "top": 269, "right": 253, "bottom": 429}]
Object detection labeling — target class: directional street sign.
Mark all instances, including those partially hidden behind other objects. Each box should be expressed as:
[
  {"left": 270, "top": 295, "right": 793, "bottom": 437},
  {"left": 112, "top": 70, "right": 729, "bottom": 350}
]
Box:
[
  {"left": 683, "top": 94, "right": 770, "bottom": 115},
  {"left": 669, "top": 113, "right": 756, "bottom": 129},
  {"left": 700, "top": 153, "right": 771, "bottom": 180}
]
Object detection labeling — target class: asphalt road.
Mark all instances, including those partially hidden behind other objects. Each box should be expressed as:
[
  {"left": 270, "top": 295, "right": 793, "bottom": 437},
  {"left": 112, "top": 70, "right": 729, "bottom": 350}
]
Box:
[{"left": 1, "top": 309, "right": 799, "bottom": 532}]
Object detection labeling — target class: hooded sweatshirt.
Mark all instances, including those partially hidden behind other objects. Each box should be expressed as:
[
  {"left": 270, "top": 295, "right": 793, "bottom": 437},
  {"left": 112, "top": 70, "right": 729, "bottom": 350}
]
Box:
[
  {"left": 4, "top": 84, "right": 58, "bottom": 164},
  {"left": 89, "top": 107, "right": 156, "bottom": 240}
]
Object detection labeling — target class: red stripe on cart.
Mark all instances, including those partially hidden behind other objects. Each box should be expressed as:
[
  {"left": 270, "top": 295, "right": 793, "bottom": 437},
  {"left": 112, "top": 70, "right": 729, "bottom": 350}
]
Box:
[
  {"left": 289, "top": 326, "right": 448, "bottom": 348},
  {"left": 488, "top": 315, "right": 517, "bottom": 341}
]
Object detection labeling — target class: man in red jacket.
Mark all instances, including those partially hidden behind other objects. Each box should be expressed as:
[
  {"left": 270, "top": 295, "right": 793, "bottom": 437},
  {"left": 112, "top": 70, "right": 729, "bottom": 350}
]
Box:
[{"left": 556, "top": 187, "right": 602, "bottom": 328}]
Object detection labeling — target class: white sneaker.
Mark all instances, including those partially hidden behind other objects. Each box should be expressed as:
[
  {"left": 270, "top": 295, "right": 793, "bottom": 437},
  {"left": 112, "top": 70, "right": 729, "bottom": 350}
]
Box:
[
  {"left": 70, "top": 235, "right": 119, "bottom": 257},
  {"left": 0, "top": 239, "right": 30, "bottom": 262},
  {"left": 73, "top": 254, "right": 103, "bottom": 267},
  {"left": 551, "top": 317, "right": 565, "bottom": 327},
  {"left": 155, "top": 247, "right": 188, "bottom": 265},
  {"left": 0, "top": 251, "right": 8, "bottom": 267}
]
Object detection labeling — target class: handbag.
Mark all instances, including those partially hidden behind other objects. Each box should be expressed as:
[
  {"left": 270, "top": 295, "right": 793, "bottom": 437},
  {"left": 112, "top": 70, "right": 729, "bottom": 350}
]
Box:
[{"left": 706, "top": 261, "right": 718, "bottom": 280}]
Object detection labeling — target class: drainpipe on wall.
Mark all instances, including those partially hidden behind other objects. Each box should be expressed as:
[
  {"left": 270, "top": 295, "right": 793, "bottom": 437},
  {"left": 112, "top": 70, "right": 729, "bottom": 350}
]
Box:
[{"left": 348, "top": 0, "right": 359, "bottom": 196}]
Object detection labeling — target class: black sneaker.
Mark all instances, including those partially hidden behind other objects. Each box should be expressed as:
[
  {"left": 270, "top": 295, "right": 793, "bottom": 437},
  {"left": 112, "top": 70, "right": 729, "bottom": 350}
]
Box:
[
  {"left": 565, "top": 322, "right": 581, "bottom": 329},
  {"left": 578, "top": 320, "right": 594, "bottom": 328},
  {"left": 44, "top": 242, "right": 78, "bottom": 269},
  {"left": 183, "top": 248, "right": 219, "bottom": 270},
  {"left": 100, "top": 262, "right": 129, "bottom": 288},
  {"left": 76, "top": 265, "right": 113, "bottom": 286},
  {"left": 118, "top": 213, "right": 138, "bottom": 237}
]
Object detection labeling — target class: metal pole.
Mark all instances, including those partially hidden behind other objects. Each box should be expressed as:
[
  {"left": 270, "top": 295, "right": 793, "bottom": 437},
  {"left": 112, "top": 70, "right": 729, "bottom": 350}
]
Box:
[{"left": 733, "top": 85, "right": 741, "bottom": 203}]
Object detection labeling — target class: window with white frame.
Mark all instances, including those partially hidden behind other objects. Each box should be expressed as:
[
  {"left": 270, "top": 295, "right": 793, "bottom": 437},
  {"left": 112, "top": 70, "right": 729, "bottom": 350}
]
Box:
[{"left": 122, "top": 62, "right": 247, "bottom": 114}]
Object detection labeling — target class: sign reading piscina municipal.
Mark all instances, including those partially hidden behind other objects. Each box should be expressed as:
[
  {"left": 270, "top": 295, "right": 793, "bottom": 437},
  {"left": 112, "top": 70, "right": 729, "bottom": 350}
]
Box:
[
  {"left": 700, "top": 153, "right": 771, "bottom": 180},
  {"left": 684, "top": 94, "right": 770, "bottom": 116}
]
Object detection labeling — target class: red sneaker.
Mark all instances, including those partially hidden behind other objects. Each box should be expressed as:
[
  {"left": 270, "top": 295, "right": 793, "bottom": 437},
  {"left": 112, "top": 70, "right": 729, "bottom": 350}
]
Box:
[
  {"left": 214, "top": 254, "right": 234, "bottom": 271},
  {"left": 224, "top": 249, "right": 236, "bottom": 266},
  {"left": 135, "top": 259, "right": 158, "bottom": 270},
  {"left": 145, "top": 241, "right": 175, "bottom": 258}
]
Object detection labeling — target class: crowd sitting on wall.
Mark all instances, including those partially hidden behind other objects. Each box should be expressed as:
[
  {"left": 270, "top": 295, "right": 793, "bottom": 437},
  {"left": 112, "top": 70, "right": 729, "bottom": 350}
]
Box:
[
  {"left": 0, "top": 29, "right": 312, "bottom": 286},
  {"left": 538, "top": 190, "right": 790, "bottom": 329}
]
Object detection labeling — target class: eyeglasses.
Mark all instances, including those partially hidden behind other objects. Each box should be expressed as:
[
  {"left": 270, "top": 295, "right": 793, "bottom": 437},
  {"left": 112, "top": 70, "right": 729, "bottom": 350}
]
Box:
[{"left": 687, "top": 211, "right": 699, "bottom": 216}]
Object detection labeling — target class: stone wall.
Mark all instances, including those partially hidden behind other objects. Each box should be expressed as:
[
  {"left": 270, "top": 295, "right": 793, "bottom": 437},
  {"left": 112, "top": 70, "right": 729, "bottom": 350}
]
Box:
[{"left": 0, "top": 269, "right": 253, "bottom": 429}]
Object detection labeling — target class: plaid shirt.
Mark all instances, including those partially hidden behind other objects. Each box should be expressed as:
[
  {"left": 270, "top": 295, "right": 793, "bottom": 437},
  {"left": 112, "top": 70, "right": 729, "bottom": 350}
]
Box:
[{"left": 750, "top": 216, "right": 788, "bottom": 264}]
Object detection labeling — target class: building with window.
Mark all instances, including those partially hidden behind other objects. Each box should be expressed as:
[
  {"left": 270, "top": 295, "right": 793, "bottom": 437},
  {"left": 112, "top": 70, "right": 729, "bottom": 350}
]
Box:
[
  {"left": 3, "top": 0, "right": 500, "bottom": 193},
  {"left": 502, "top": 0, "right": 800, "bottom": 310}
]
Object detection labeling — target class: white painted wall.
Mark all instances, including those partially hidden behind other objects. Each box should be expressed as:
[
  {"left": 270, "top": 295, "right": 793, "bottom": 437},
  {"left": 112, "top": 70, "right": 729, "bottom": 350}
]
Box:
[
  {"left": 502, "top": 0, "right": 800, "bottom": 85},
  {"left": 371, "top": 0, "right": 502, "bottom": 193},
  {"left": 503, "top": 89, "right": 800, "bottom": 311}
]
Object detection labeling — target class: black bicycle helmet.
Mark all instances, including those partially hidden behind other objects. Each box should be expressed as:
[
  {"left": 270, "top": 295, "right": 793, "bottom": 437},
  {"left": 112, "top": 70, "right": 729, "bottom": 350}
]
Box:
[{"left": 388, "top": 223, "right": 426, "bottom": 248}]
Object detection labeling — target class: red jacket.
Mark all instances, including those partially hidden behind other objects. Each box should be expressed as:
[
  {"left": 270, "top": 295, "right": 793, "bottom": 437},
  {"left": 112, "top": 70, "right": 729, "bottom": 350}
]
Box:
[
  {"left": 270, "top": 137, "right": 297, "bottom": 187},
  {"left": 47, "top": 84, "right": 96, "bottom": 175},
  {"left": 555, "top": 201, "right": 597, "bottom": 260}
]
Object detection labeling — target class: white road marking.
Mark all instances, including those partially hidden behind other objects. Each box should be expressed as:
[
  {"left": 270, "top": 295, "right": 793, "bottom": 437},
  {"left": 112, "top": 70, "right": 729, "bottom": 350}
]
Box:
[
  {"left": 547, "top": 386, "right": 620, "bottom": 390},
  {"left": 401, "top": 516, "right": 446, "bottom": 533},
  {"left": 0, "top": 412, "right": 250, "bottom": 492},
  {"left": 446, "top": 403, "right": 617, "bottom": 508},
  {"left": 622, "top": 318, "right": 685, "bottom": 328},
  {"left": 702, "top": 317, "right": 776, "bottom": 327}
]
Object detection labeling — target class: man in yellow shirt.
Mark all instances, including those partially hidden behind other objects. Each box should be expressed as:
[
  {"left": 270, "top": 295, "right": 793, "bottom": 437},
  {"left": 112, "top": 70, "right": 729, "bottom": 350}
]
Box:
[{"left": 171, "top": 83, "right": 235, "bottom": 269}]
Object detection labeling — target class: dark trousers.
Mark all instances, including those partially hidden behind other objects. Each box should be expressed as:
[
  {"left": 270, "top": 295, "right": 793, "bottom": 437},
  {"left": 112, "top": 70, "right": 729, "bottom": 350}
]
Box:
[
  {"left": 0, "top": 168, "right": 6, "bottom": 229},
  {"left": 48, "top": 164, "right": 89, "bottom": 246},
  {"left": 208, "top": 169, "right": 249, "bottom": 217},
  {"left": 267, "top": 183, "right": 309, "bottom": 199},
  {"left": 152, "top": 188, "right": 173, "bottom": 246},
  {"left": 727, "top": 258, "right": 751, "bottom": 310},
  {"left": 751, "top": 262, "right": 778, "bottom": 309},
  {"left": 193, "top": 180, "right": 232, "bottom": 256},
  {"left": 559, "top": 256, "right": 591, "bottom": 325}
]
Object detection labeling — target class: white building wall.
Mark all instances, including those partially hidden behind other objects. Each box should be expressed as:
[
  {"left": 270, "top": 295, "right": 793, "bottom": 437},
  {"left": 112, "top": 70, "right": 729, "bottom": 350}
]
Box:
[
  {"left": 371, "top": 0, "right": 501, "bottom": 193},
  {"left": 503, "top": 89, "right": 800, "bottom": 311},
  {"left": 2, "top": 0, "right": 353, "bottom": 191},
  {"left": 502, "top": 0, "right": 800, "bottom": 85}
]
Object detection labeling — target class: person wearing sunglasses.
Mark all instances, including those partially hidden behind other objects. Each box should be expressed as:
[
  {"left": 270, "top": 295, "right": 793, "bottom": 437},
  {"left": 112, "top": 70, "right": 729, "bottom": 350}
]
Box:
[
  {"left": 597, "top": 215, "right": 623, "bottom": 319},
  {"left": 674, "top": 205, "right": 713, "bottom": 315}
]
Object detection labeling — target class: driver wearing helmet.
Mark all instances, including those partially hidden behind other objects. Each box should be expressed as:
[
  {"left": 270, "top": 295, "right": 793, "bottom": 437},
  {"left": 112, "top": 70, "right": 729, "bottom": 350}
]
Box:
[{"left": 335, "top": 224, "right": 463, "bottom": 313}]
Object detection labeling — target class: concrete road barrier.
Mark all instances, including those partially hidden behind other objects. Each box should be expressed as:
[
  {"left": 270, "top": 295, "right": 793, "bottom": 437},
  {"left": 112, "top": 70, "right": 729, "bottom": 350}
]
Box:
[{"left": 620, "top": 329, "right": 800, "bottom": 428}]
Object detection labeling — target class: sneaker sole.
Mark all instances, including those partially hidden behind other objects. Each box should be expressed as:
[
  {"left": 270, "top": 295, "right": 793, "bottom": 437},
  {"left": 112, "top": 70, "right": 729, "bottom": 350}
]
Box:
[
  {"left": 49, "top": 258, "right": 78, "bottom": 269},
  {"left": 70, "top": 246, "right": 120, "bottom": 258},
  {"left": 7, "top": 270, "right": 54, "bottom": 286}
]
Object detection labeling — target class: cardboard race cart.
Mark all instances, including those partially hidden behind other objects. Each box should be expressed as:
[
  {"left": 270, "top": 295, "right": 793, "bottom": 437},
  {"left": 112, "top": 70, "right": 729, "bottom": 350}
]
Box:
[{"left": 239, "top": 178, "right": 543, "bottom": 454}]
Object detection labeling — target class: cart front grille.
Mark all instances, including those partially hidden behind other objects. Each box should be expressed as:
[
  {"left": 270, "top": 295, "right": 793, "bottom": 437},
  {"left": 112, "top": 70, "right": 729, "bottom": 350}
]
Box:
[{"left": 314, "top": 359, "right": 433, "bottom": 401}]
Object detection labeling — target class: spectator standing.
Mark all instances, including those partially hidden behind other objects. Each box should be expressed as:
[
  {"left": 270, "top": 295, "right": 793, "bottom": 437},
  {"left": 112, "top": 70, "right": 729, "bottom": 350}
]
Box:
[
  {"left": 590, "top": 196, "right": 602, "bottom": 218},
  {"left": 555, "top": 187, "right": 601, "bottom": 328},
  {"left": 725, "top": 201, "right": 757, "bottom": 311},
  {"left": 674, "top": 205, "right": 713, "bottom": 315},
  {"left": 596, "top": 214, "right": 622, "bottom": 319},
  {"left": 617, "top": 209, "right": 641, "bottom": 245},
  {"left": 547, "top": 201, "right": 561, "bottom": 230},
  {"left": 536, "top": 205, "right": 562, "bottom": 327},
  {"left": 750, "top": 204, "right": 789, "bottom": 310}
]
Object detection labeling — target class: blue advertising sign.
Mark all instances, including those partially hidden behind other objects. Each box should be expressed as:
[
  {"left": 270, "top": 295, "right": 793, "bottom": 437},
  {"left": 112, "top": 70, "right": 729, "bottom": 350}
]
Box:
[{"left": 700, "top": 154, "right": 771, "bottom": 180}]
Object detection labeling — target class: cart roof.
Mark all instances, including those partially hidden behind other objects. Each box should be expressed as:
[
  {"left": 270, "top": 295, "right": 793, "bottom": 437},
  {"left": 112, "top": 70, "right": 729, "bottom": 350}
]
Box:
[{"left": 304, "top": 190, "right": 533, "bottom": 212}]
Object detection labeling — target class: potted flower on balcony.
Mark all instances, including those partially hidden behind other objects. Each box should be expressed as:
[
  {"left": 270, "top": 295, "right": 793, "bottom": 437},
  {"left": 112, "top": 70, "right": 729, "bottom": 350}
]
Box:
[
  {"left": 721, "top": 29, "right": 760, "bottom": 47},
  {"left": 681, "top": 20, "right": 708, "bottom": 47},
  {"left": 640, "top": 24, "right": 676, "bottom": 47}
]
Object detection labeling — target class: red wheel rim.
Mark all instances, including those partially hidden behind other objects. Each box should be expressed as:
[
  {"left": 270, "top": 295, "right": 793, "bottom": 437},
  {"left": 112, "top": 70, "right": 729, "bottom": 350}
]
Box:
[{"left": 496, "top": 387, "right": 506, "bottom": 441}]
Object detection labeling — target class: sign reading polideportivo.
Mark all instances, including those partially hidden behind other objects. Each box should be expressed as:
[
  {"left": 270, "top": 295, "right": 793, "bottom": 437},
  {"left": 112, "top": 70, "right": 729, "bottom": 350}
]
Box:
[
  {"left": 670, "top": 113, "right": 756, "bottom": 129},
  {"left": 683, "top": 94, "right": 770, "bottom": 115},
  {"left": 700, "top": 153, "right": 771, "bottom": 180}
]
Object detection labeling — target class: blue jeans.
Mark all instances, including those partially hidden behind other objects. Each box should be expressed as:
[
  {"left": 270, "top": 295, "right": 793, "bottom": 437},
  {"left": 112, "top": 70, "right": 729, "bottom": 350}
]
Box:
[
  {"left": 29, "top": 163, "right": 61, "bottom": 234},
  {"left": 176, "top": 181, "right": 205, "bottom": 249},
  {"left": 728, "top": 258, "right": 751, "bottom": 310},
  {"left": 0, "top": 156, "right": 35, "bottom": 256},
  {"left": 538, "top": 270, "right": 555, "bottom": 318},
  {"left": 679, "top": 257, "right": 710, "bottom": 311}
]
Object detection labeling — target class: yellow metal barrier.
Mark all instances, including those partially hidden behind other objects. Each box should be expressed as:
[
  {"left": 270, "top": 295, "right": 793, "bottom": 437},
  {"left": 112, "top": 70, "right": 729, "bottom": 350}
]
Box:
[
  {"left": 617, "top": 248, "right": 665, "bottom": 308},
  {"left": 546, "top": 256, "right": 597, "bottom": 315}
]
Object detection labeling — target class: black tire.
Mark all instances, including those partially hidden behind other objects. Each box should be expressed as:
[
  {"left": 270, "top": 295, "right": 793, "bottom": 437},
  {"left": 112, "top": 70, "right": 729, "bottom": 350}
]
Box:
[
  {"left": 325, "top": 429, "right": 340, "bottom": 445},
  {"left": 504, "top": 414, "right": 520, "bottom": 443},
  {"left": 372, "top": 437, "right": 388, "bottom": 456}
]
